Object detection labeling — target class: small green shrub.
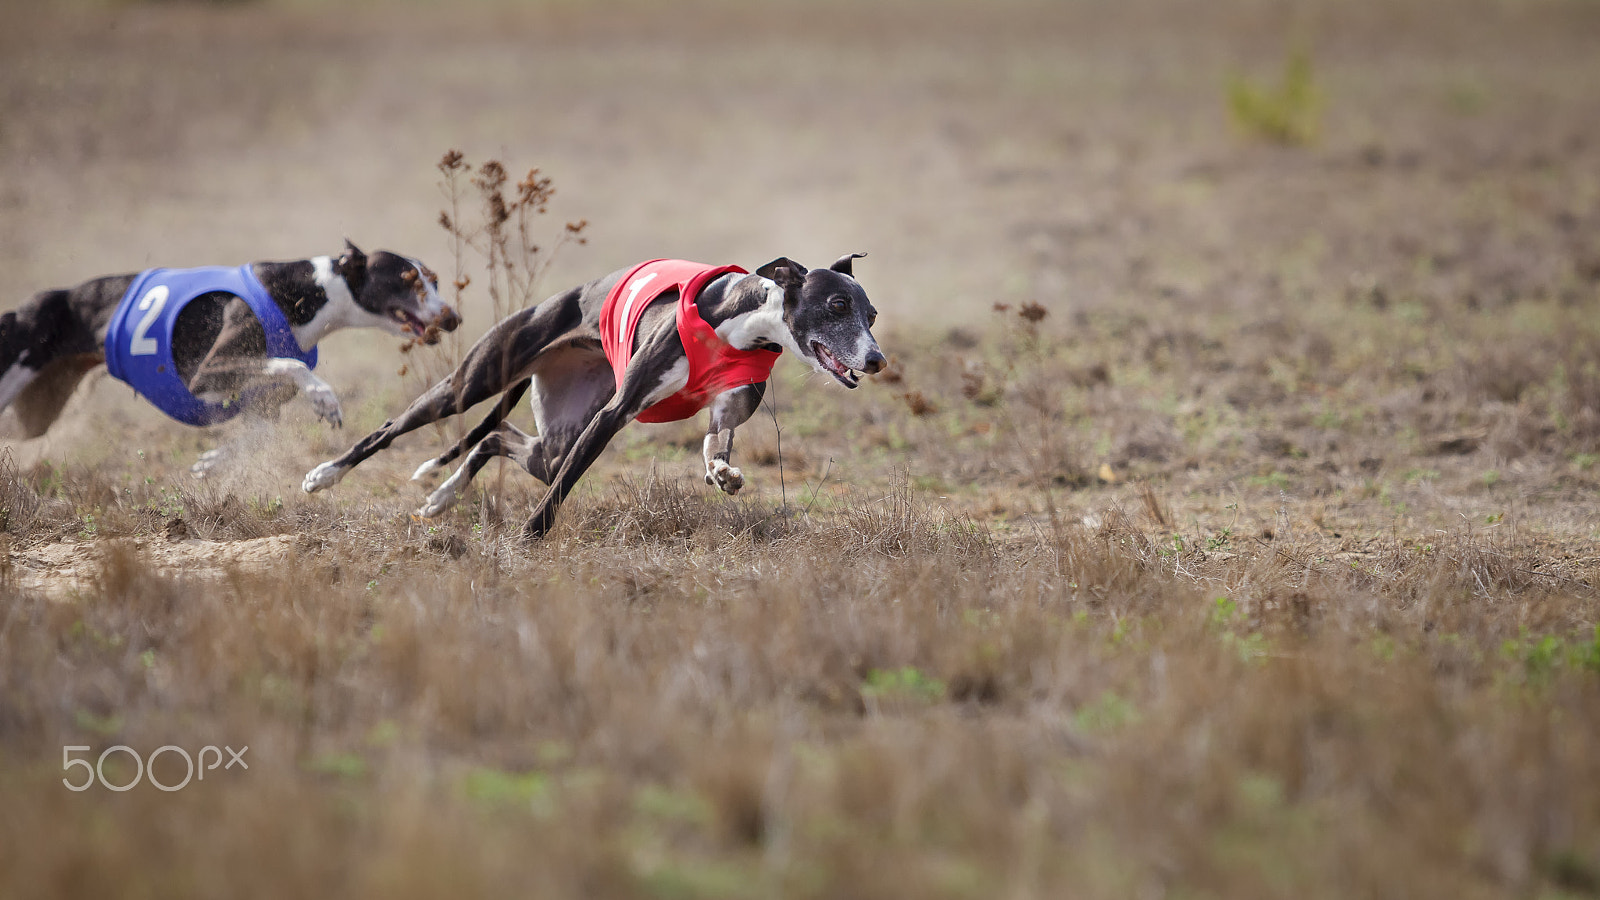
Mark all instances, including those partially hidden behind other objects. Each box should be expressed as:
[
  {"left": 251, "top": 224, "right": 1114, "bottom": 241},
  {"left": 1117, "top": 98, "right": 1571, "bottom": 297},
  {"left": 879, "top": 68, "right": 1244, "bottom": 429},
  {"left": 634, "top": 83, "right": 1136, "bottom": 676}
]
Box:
[
  {"left": 862, "top": 666, "right": 947, "bottom": 704},
  {"left": 1227, "top": 46, "right": 1322, "bottom": 145}
]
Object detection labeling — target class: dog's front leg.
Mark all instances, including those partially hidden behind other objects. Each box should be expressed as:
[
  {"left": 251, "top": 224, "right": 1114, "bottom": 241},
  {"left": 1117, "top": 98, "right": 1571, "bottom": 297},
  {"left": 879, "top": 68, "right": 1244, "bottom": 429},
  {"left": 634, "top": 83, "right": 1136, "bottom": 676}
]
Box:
[
  {"left": 703, "top": 382, "right": 765, "bottom": 495},
  {"left": 522, "top": 400, "right": 637, "bottom": 541},
  {"left": 522, "top": 339, "right": 685, "bottom": 541},
  {"left": 260, "top": 359, "right": 343, "bottom": 427},
  {"left": 189, "top": 354, "right": 342, "bottom": 427}
]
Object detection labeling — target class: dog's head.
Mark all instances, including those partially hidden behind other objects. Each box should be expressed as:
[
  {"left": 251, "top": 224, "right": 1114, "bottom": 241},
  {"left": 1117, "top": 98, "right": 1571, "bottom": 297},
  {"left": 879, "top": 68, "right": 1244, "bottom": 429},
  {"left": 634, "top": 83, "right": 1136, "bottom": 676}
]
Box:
[
  {"left": 334, "top": 240, "right": 461, "bottom": 344},
  {"left": 756, "top": 253, "right": 885, "bottom": 389}
]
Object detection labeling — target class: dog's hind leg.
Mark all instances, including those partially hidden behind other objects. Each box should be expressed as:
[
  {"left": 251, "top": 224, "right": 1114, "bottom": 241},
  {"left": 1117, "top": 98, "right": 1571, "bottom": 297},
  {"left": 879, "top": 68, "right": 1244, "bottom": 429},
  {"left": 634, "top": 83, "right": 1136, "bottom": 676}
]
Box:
[
  {"left": 417, "top": 422, "right": 548, "bottom": 518},
  {"left": 303, "top": 374, "right": 471, "bottom": 491},
  {"left": 0, "top": 361, "right": 39, "bottom": 417},
  {"left": 1, "top": 278, "right": 133, "bottom": 437},
  {"left": 10, "top": 354, "right": 105, "bottom": 438},
  {"left": 0, "top": 308, "right": 43, "bottom": 415},
  {"left": 0, "top": 292, "right": 82, "bottom": 424},
  {"left": 411, "top": 378, "right": 531, "bottom": 482},
  {"left": 519, "top": 401, "right": 644, "bottom": 541},
  {"left": 417, "top": 355, "right": 616, "bottom": 517},
  {"left": 520, "top": 333, "right": 689, "bottom": 541},
  {"left": 303, "top": 294, "right": 582, "bottom": 493}
]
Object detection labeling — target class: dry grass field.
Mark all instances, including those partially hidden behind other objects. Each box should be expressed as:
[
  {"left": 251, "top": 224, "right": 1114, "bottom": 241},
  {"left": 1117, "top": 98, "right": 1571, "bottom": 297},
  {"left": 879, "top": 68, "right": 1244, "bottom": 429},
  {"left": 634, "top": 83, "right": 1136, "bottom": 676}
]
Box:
[{"left": 4, "top": 0, "right": 1600, "bottom": 897}]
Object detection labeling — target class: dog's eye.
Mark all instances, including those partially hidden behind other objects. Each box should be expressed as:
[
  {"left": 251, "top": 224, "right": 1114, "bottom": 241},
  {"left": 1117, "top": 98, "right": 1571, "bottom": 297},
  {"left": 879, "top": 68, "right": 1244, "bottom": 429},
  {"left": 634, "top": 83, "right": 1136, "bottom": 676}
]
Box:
[
  {"left": 868, "top": 312, "right": 877, "bottom": 328},
  {"left": 828, "top": 296, "right": 850, "bottom": 315}
]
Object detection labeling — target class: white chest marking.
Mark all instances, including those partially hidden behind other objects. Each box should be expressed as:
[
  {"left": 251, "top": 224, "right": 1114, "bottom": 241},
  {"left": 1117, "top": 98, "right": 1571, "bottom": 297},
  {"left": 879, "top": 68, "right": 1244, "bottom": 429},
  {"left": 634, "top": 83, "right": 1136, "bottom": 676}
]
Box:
[
  {"left": 297, "top": 256, "right": 384, "bottom": 348},
  {"left": 713, "top": 276, "right": 803, "bottom": 358}
]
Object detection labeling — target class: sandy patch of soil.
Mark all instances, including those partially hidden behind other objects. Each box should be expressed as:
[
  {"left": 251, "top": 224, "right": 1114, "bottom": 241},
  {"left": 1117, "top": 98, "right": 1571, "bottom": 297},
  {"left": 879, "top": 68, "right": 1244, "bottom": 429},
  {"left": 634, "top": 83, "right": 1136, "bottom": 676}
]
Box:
[{"left": 7, "top": 533, "right": 298, "bottom": 598}]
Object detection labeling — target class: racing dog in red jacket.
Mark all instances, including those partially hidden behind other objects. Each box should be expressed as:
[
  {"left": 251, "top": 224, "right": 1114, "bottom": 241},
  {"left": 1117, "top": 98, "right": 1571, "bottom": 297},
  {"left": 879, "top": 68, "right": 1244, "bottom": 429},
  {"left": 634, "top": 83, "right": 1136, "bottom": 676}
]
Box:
[{"left": 304, "top": 253, "right": 885, "bottom": 541}]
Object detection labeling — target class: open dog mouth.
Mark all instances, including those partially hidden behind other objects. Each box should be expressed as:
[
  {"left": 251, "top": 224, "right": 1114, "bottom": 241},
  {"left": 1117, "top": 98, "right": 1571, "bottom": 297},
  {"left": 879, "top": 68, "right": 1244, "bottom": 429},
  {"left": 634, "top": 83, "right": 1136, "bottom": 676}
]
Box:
[
  {"left": 392, "top": 309, "right": 445, "bottom": 345},
  {"left": 811, "top": 341, "right": 861, "bottom": 389}
]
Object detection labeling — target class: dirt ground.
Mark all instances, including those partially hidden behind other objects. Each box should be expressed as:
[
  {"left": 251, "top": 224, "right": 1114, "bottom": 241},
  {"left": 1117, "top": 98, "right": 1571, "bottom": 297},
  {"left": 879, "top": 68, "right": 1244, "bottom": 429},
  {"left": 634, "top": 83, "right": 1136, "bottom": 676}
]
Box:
[{"left": 4, "top": 0, "right": 1600, "bottom": 898}]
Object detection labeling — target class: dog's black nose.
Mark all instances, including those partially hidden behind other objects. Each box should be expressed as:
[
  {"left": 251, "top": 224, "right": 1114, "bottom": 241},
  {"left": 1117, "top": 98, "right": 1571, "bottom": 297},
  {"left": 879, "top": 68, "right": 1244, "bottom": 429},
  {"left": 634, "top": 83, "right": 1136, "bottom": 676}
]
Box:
[
  {"left": 862, "top": 349, "right": 887, "bottom": 375},
  {"left": 437, "top": 306, "right": 462, "bottom": 332}
]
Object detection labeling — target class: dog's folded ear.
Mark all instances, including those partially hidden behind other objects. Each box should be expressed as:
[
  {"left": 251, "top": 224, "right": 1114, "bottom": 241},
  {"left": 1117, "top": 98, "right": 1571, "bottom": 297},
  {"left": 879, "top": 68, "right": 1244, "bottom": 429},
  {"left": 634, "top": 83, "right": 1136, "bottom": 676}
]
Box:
[
  {"left": 756, "top": 257, "right": 807, "bottom": 290},
  {"left": 337, "top": 239, "right": 369, "bottom": 294},
  {"left": 829, "top": 252, "right": 867, "bottom": 277}
]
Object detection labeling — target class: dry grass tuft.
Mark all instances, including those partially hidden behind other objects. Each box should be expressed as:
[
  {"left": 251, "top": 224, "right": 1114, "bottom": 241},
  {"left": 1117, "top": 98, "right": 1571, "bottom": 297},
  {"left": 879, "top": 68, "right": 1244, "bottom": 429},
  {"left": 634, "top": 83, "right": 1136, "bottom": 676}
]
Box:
[{"left": 559, "top": 471, "right": 792, "bottom": 547}]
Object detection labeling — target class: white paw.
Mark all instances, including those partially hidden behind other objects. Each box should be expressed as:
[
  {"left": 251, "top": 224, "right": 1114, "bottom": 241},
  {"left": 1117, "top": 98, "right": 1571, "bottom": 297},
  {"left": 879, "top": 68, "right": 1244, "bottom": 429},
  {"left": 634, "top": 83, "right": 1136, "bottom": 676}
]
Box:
[
  {"left": 411, "top": 457, "right": 443, "bottom": 482},
  {"left": 306, "top": 385, "right": 343, "bottom": 428},
  {"left": 302, "top": 461, "right": 347, "bottom": 494},
  {"left": 706, "top": 461, "right": 745, "bottom": 495},
  {"left": 190, "top": 447, "right": 230, "bottom": 479},
  {"left": 417, "top": 482, "right": 460, "bottom": 518}
]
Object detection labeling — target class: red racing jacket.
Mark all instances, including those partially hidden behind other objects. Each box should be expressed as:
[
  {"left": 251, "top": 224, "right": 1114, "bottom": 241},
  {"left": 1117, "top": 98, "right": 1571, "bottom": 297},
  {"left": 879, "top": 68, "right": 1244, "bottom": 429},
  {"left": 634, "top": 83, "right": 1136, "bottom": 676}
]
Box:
[{"left": 599, "top": 259, "right": 781, "bottom": 423}]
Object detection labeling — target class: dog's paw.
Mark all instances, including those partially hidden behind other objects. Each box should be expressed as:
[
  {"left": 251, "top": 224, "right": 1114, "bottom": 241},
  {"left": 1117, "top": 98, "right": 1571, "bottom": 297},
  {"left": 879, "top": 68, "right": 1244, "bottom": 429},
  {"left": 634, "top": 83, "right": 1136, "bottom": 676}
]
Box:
[
  {"left": 302, "top": 461, "right": 347, "bottom": 494},
  {"left": 417, "top": 482, "right": 461, "bottom": 519},
  {"left": 411, "top": 457, "right": 444, "bottom": 482},
  {"left": 306, "top": 385, "right": 343, "bottom": 428},
  {"left": 190, "top": 447, "right": 230, "bottom": 479},
  {"left": 706, "top": 460, "right": 745, "bottom": 495}
]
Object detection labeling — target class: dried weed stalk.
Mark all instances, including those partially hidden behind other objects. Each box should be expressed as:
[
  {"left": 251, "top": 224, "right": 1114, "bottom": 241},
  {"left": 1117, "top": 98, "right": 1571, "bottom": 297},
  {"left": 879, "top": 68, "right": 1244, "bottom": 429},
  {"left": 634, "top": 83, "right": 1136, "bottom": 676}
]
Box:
[{"left": 424, "top": 150, "right": 589, "bottom": 539}]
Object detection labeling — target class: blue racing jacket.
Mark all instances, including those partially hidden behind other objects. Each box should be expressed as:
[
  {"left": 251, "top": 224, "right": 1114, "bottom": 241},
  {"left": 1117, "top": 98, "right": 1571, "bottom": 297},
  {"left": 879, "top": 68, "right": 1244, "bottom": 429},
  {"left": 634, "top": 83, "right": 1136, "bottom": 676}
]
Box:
[{"left": 103, "top": 265, "right": 317, "bottom": 426}]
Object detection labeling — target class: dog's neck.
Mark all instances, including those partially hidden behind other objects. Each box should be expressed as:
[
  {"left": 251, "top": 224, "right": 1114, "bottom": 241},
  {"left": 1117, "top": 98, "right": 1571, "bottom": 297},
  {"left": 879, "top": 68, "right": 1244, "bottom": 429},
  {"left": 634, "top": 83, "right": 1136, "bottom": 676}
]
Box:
[
  {"left": 252, "top": 257, "right": 382, "bottom": 350},
  {"left": 700, "top": 273, "right": 801, "bottom": 358}
]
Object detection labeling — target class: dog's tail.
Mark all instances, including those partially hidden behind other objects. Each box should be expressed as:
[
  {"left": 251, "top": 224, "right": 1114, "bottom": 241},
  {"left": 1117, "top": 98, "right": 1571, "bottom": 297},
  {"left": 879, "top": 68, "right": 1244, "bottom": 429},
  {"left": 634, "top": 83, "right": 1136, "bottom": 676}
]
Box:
[
  {"left": 0, "top": 303, "right": 43, "bottom": 414},
  {"left": 411, "top": 377, "right": 532, "bottom": 481},
  {"left": 0, "top": 309, "right": 24, "bottom": 374}
]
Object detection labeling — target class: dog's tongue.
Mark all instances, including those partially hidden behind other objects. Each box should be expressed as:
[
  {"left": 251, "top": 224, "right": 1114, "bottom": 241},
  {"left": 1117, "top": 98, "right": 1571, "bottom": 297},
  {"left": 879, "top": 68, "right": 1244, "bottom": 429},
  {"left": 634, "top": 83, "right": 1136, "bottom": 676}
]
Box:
[
  {"left": 816, "top": 342, "right": 847, "bottom": 375},
  {"left": 812, "top": 342, "right": 861, "bottom": 387}
]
